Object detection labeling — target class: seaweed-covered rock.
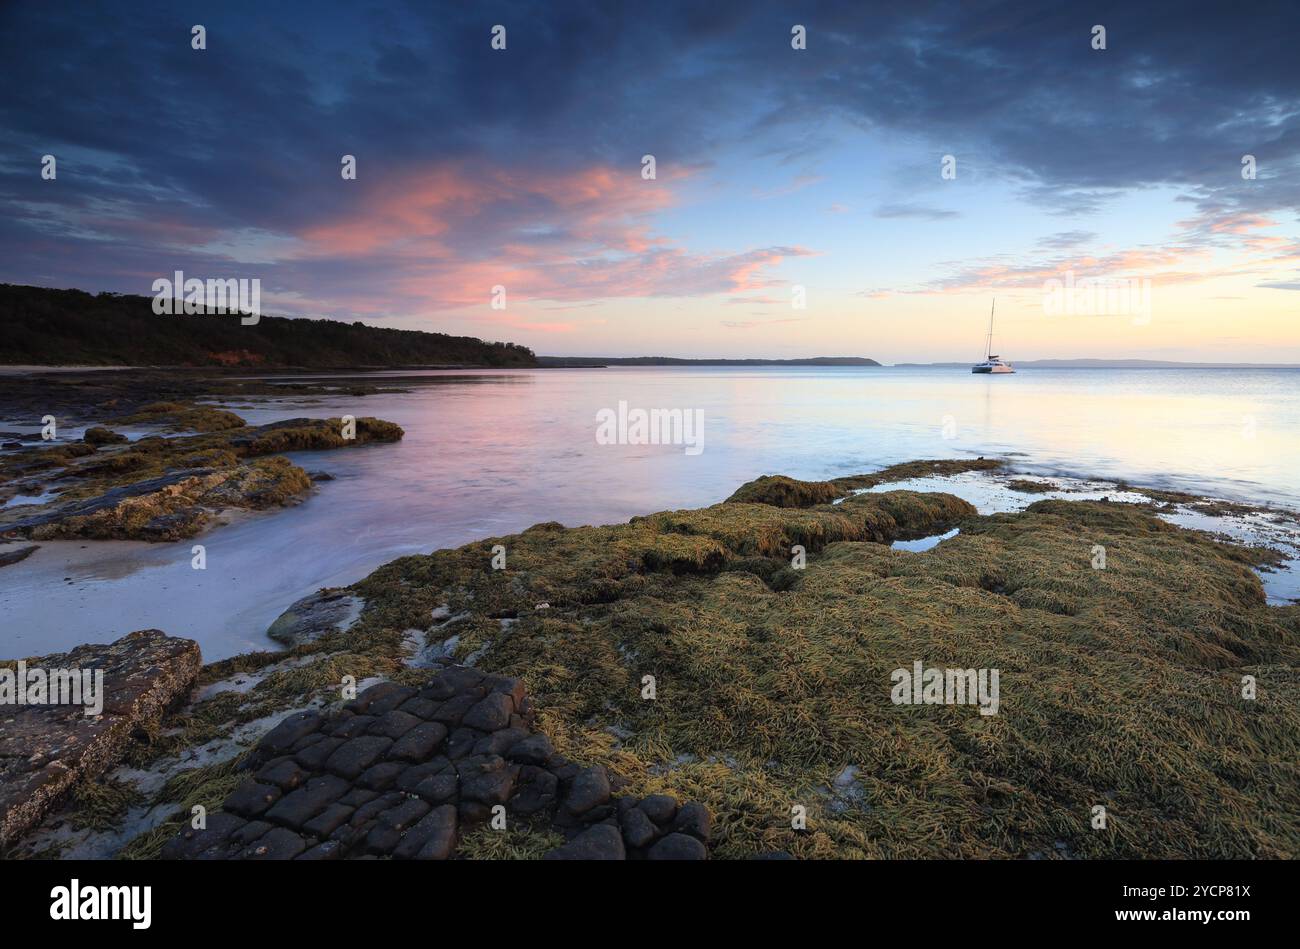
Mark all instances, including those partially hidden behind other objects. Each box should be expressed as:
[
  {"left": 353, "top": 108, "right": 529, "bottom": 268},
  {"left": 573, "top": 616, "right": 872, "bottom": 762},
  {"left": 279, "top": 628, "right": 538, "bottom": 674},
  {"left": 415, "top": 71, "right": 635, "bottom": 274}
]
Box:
[
  {"left": 111, "top": 402, "right": 246, "bottom": 434},
  {"left": 0, "top": 406, "right": 403, "bottom": 543},
  {"left": 726, "top": 474, "right": 840, "bottom": 508},
  {"left": 82, "top": 426, "right": 128, "bottom": 446},
  {"left": 341, "top": 471, "right": 1300, "bottom": 860}
]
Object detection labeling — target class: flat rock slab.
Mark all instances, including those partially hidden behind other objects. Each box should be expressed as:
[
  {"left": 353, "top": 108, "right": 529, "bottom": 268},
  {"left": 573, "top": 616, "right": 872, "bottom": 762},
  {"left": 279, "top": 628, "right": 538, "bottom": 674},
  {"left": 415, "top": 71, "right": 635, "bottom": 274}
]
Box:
[
  {"left": 165, "top": 667, "right": 711, "bottom": 860},
  {"left": 0, "top": 544, "right": 39, "bottom": 568},
  {"left": 0, "top": 629, "right": 202, "bottom": 845}
]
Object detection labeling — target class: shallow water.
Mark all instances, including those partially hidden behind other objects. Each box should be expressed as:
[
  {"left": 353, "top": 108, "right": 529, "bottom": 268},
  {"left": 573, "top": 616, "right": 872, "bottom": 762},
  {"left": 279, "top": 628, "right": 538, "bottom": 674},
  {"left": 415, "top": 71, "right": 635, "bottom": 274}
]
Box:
[
  {"left": 866, "top": 471, "right": 1300, "bottom": 604},
  {"left": 891, "top": 528, "right": 961, "bottom": 552},
  {"left": 2, "top": 366, "right": 1297, "bottom": 660}
]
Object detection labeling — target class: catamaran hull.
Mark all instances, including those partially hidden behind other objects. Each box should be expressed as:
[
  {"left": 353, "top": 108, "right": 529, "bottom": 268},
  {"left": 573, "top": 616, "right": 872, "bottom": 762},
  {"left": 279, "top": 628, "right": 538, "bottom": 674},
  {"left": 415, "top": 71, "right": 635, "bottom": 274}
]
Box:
[{"left": 971, "top": 365, "right": 1015, "bottom": 373}]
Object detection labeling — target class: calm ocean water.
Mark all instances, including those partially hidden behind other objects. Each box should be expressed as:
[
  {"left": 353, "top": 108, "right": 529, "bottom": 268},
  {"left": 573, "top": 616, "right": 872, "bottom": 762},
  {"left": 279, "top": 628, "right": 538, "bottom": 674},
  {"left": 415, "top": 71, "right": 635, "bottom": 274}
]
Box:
[{"left": 4, "top": 366, "right": 1298, "bottom": 660}]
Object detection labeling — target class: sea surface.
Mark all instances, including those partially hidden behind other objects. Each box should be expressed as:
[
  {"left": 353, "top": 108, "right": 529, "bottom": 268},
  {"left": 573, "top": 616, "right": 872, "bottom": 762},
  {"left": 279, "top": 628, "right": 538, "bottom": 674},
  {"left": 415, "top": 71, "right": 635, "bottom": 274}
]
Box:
[{"left": 3, "top": 366, "right": 1298, "bottom": 660}]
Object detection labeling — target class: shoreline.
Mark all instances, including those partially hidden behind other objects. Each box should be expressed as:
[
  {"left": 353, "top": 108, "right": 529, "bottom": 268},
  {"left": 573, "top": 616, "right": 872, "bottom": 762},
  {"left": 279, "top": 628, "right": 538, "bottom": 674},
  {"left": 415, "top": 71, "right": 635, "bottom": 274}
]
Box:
[
  {"left": 4, "top": 451, "right": 1298, "bottom": 650},
  {"left": 4, "top": 455, "right": 1298, "bottom": 860},
  {"left": 3, "top": 372, "right": 1297, "bottom": 859},
  {"left": 4, "top": 453, "right": 1299, "bottom": 661}
]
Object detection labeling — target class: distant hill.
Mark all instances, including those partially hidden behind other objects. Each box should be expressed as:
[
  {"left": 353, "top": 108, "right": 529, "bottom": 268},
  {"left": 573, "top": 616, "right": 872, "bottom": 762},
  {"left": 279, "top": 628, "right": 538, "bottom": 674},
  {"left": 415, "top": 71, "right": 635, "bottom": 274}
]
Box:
[
  {"left": 538, "top": 355, "right": 881, "bottom": 367},
  {"left": 0, "top": 284, "right": 536, "bottom": 368}
]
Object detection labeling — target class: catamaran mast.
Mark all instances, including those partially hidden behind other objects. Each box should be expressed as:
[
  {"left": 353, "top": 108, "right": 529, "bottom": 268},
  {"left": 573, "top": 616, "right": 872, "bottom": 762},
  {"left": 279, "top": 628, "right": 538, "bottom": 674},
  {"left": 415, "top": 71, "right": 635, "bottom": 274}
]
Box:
[{"left": 985, "top": 298, "right": 995, "bottom": 360}]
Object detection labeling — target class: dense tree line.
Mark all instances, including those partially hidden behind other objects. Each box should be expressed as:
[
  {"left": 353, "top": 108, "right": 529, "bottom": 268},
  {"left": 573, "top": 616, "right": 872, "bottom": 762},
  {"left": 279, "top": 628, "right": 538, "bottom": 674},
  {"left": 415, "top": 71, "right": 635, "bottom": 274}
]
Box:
[{"left": 0, "top": 285, "right": 537, "bottom": 368}]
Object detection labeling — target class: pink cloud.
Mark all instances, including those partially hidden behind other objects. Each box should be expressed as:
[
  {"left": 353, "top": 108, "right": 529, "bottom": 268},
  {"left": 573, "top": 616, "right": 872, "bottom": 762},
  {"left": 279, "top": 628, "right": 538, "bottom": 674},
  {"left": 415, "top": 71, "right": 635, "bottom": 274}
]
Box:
[
  {"left": 868, "top": 211, "right": 1293, "bottom": 299},
  {"left": 283, "top": 161, "right": 812, "bottom": 315}
]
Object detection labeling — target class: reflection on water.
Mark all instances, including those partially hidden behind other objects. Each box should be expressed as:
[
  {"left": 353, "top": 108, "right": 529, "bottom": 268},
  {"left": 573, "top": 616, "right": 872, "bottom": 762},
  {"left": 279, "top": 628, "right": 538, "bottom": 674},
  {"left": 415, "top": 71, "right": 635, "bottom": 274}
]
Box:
[
  {"left": 3, "top": 366, "right": 1297, "bottom": 661},
  {"left": 892, "top": 528, "right": 961, "bottom": 552}
]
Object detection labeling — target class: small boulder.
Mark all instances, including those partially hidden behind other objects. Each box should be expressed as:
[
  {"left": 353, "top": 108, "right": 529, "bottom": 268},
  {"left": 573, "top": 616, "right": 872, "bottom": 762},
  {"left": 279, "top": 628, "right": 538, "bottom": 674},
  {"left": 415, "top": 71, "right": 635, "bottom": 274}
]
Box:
[
  {"left": 648, "top": 832, "right": 708, "bottom": 860},
  {"left": 564, "top": 766, "right": 611, "bottom": 815},
  {"left": 620, "top": 806, "right": 659, "bottom": 849},
  {"left": 673, "top": 802, "right": 711, "bottom": 843},
  {"left": 544, "top": 823, "right": 625, "bottom": 860},
  {"left": 638, "top": 794, "right": 679, "bottom": 826},
  {"left": 266, "top": 590, "right": 363, "bottom": 647}
]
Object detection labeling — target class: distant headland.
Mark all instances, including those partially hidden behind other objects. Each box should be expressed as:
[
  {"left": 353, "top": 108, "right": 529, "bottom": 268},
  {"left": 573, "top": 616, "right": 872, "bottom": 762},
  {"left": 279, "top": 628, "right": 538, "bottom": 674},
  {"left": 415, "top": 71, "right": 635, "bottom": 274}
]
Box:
[{"left": 537, "top": 355, "right": 882, "bottom": 367}]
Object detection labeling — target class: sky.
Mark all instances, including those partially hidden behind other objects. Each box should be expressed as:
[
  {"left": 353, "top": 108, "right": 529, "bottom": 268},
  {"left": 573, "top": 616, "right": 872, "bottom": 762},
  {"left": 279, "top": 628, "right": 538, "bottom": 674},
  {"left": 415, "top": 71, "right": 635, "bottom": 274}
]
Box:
[{"left": 1, "top": 0, "right": 1298, "bottom": 363}]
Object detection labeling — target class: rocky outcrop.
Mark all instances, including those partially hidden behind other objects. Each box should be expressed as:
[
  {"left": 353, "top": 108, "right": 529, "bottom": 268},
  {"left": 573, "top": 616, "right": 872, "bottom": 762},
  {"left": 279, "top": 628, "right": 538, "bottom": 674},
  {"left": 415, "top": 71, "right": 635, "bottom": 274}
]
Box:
[
  {"left": 0, "top": 630, "right": 202, "bottom": 846},
  {"left": 266, "top": 590, "right": 364, "bottom": 647},
  {"left": 0, "top": 408, "right": 404, "bottom": 543},
  {"left": 163, "top": 669, "right": 710, "bottom": 860},
  {"left": 3, "top": 459, "right": 313, "bottom": 542}
]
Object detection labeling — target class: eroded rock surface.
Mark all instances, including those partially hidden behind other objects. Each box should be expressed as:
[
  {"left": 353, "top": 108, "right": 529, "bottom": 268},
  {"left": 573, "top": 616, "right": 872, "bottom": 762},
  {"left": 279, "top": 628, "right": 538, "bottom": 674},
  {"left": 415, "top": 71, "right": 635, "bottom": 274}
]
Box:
[
  {"left": 0, "top": 629, "right": 202, "bottom": 845},
  {"left": 163, "top": 670, "right": 710, "bottom": 860}
]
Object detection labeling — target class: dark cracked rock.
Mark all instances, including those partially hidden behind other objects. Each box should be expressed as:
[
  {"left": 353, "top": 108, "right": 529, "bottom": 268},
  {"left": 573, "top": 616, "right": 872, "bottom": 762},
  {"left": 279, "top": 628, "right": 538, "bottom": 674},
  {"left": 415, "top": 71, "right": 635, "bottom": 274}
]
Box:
[
  {"left": 389, "top": 721, "right": 448, "bottom": 761},
  {"left": 506, "top": 733, "right": 554, "bottom": 766},
  {"left": 259, "top": 711, "right": 324, "bottom": 756},
  {"left": 462, "top": 692, "right": 514, "bottom": 731},
  {"left": 370, "top": 708, "right": 423, "bottom": 739},
  {"left": 394, "top": 804, "right": 457, "bottom": 860},
  {"left": 294, "top": 736, "right": 344, "bottom": 770},
  {"left": 241, "top": 826, "right": 309, "bottom": 860},
  {"left": 166, "top": 667, "right": 711, "bottom": 860},
  {"left": 460, "top": 760, "right": 518, "bottom": 805},
  {"left": 324, "top": 736, "right": 393, "bottom": 779},
  {"left": 255, "top": 757, "right": 310, "bottom": 792},
  {"left": 160, "top": 812, "right": 247, "bottom": 860},
  {"left": 357, "top": 760, "right": 408, "bottom": 791},
  {"left": 446, "top": 726, "right": 485, "bottom": 760},
  {"left": 510, "top": 766, "right": 559, "bottom": 816},
  {"left": 225, "top": 780, "right": 282, "bottom": 819},
  {"left": 302, "top": 803, "right": 354, "bottom": 839},
  {"left": 264, "top": 774, "right": 350, "bottom": 827}
]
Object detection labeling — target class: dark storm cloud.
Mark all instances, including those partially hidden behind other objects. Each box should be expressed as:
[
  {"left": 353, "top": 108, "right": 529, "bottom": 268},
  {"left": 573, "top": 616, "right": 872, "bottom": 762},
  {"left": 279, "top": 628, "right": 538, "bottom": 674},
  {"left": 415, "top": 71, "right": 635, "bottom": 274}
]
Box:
[{"left": 0, "top": 0, "right": 1297, "bottom": 309}]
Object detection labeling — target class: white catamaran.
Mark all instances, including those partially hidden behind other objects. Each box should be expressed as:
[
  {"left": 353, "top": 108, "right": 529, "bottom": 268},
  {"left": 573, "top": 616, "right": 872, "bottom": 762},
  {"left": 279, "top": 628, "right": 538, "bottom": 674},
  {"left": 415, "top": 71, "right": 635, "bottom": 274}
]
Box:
[{"left": 971, "top": 299, "right": 1014, "bottom": 374}]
